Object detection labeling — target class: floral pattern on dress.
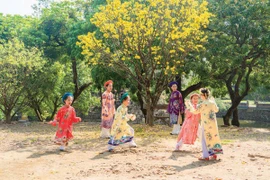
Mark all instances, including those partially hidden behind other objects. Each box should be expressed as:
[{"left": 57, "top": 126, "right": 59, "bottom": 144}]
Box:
[
  {"left": 50, "top": 106, "right": 80, "bottom": 145},
  {"left": 167, "top": 91, "right": 184, "bottom": 125},
  {"left": 190, "top": 100, "right": 223, "bottom": 155},
  {"left": 177, "top": 103, "right": 201, "bottom": 144},
  {"left": 101, "top": 91, "right": 115, "bottom": 129},
  {"left": 108, "top": 105, "right": 134, "bottom": 146},
  {"left": 209, "top": 110, "right": 216, "bottom": 121}
]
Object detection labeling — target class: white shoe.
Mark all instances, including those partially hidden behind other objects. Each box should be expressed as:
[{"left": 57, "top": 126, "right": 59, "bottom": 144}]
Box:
[
  {"left": 171, "top": 124, "right": 180, "bottom": 135},
  {"left": 175, "top": 142, "right": 182, "bottom": 150},
  {"left": 129, "top": 140, "right": 137, "bottom": 147},
  {"left": 100, "top": 128, "right": 111, "bottom": 138},
  {"left": 59, "top": 146, "right": 65, "bottom": 151},
  {"left": 108, "top": 145, "right": 114, "bottom": 152}
]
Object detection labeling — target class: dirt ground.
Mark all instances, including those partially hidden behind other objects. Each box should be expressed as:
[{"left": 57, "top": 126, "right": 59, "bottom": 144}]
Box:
[{"left": 0, "top": 122, "right": 270, "bottom": 180}]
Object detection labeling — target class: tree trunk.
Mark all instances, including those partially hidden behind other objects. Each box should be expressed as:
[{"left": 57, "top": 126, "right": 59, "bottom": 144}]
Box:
[
  {"left": 145, "top": 103, "right": 154, "bottom": 126},
  {"left": 181, "top": 82, "right": 203, "bottom": 98},
  {"left": 49, "top": 97, "right": 60, "bottom": 120},
  {"left": 176, "top": 75, "right": 203, "bottom": 125},
  {"left": 71, "top": 58, "right": 92, "bottom": 103},
  {"left": 222, "top": 111, "right": 231, "bottom": 126},
  {"left": 34, "top": 108, "right": 43, "bottom": 121},
  {"left": 232, "top": 108, "right": 240, "bottom": 127},
  {"left": 145, "top": 88, "right": 154, "bottom": 126},
  {"left": 5, "top": 111, "right": 12, "bottom": 124},
  {"left": 136, "top": 83, "right": 147, "bottom": 121}
]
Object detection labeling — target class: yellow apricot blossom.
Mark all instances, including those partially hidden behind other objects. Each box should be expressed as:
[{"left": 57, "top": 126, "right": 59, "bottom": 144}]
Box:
[{"left": 77, "top": 0, "right": 212, "bottom": 101}]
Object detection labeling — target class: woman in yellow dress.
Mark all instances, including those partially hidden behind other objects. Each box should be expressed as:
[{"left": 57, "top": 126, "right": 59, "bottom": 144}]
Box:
[
  {"left": 188, "top": 88, "right": 223, "bottom": 160},
  {"left": 108, "top": 92, "right": 136, "bottom": 151}
]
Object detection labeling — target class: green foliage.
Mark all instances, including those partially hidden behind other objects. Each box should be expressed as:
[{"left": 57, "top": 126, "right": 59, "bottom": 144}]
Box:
[
  {"left": 0, "top": 0, "right": 270, "bottom": 124},
  {"left": 91, "top": 65, "right": 131, "bottom": 91},
  {"left": 0, "top": 14, "right": 34, "bottom": 44},
  {"left": 0, "top": 39, "right": 45, "bottom": 122},
  {"left": 206, "top": 0, "right": 270, "bottom": 83},
  {"left": 19, "top": 0, "right": 97, "bottom": 119},
  {"left": 215, "top": 98, "right": 230, "bottom": 111}
]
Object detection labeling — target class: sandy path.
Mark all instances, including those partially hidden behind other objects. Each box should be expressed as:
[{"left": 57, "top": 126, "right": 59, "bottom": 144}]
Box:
[{"left": 0, "top": 123, "right": 270, "bottom": 180}]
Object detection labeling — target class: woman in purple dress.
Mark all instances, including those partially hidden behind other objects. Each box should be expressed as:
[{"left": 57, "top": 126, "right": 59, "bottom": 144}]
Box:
[{"left": 167, "top": 81, "right": 185, "bottom": 135}]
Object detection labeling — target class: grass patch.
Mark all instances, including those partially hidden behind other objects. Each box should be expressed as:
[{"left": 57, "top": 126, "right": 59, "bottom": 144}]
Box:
[
  {"left": 221, "top": 139, "right": 235, "bottom": 145},
  {"left": 0, "top": 121, "right": 269, "bottom": 152}
]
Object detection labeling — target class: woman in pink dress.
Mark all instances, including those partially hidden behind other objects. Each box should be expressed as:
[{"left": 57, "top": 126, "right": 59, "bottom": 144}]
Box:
[
  {"left": 100, "top": 80, "right": 116, "bottom": 138},
  {"left": 49, "top": 92, "right": 81, "bottom": 151},
  {"left": 175, "top": 93, "right": 200, "bottom": 150}
]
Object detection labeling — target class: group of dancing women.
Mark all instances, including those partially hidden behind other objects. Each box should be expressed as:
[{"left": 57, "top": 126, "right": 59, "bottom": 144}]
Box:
[{"left": 49, "top": 80, "right": 223, "bottom": 161}]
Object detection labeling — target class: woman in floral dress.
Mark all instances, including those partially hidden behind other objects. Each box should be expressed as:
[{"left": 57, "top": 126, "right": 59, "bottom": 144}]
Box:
[
  {"left": 188, "top": 88, "right": 223, "bottom": 160},
  {"left": 100, "top": 80, "right": 115, "bottom": 138},
  {"left": 108, "top": 92, "right": 136, "bottom": 151},
  {"left": 167, "top": 81, "right": 185, "bottom": 135}
]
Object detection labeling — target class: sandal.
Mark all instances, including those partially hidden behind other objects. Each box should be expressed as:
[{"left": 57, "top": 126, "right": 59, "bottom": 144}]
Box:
[
  {"left": 211, "top": 154, "right": 217, "bottom": 160},
  {"left": 175, "top": 143, "right": 182, "bottom": 150}
]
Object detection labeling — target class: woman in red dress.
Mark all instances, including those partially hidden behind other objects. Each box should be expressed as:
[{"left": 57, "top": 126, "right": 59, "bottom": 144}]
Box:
[{"left": 49, "top": 92, "right": 81, "bottom": 151}]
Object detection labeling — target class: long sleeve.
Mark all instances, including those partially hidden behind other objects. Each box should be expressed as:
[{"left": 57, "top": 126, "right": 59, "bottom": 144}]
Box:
[
  {"left": 110, "top": 115, "right": 119, "bottom": 137},
  {"left": 112, "top": 94, "right": 116, "bottom": 115},
  {"left": 184, "top": 109, "right": 193, "bottom": 119},
  {"left": 167, "top": 97, "right": 171, "bottom": 113},
  {"left": 178, "top": 92, "right": 185, "bottom": 114},
  {"left": 111, "top": 106, "right": 130, "bottom": 137},
  {"left": 213, "top": 103, "right": 219, "bottom": 113},
  {"left": 189, "top": 103, "right": 202, "bottom": 115},
  {"left": 120, "top": 106, "right": 131, "bottom": 122},
  {"left": 49, "top": 108, "right": 61, "bottom": 126},
  {"left": 71, "top": 108, "right": 80, "bottom": 123},
  {"left": 102, "top": 93, "right": 108, "bottom": 116}
]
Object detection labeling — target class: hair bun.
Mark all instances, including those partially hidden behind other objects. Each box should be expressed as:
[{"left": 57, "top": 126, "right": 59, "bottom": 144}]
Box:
[
  {"left": 200, "top": 88, "right": 210, "bottom": 96},
  {"left": 119, "top": 91, "right": 126, "bottom": 100},
  {"left": 119, "top": 92, "right": 129, "bottom": 103}
]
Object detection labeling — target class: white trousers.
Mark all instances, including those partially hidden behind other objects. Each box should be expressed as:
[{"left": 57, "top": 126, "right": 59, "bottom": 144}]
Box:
[
  {"left": 108, "top": 140, "right": 136, "bottom": 150},
  {"left": 100, "top": 128, "right": 110, "bottom": 138},
  {"left": 201, "top": 126, "right": 209, "bottom": 158},
  {"left": 171, "top": 124, "right": 181, "bottom": 135}
]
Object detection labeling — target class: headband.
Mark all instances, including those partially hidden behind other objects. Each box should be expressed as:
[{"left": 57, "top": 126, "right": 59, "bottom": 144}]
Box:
[
  {"left": 120, "top": 92, "right": 129, "bottom": 103},
  {"left": 104, "top": 80, "right": 113, "bottom": 87},
  {"left": 62, "top": 92, "right": 73, "bottom": 103}
]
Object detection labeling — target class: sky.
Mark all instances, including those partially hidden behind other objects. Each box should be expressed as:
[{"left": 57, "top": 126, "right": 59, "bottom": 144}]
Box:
[{"left": 0, "top": 0, "right": 37, "bottom": 16}]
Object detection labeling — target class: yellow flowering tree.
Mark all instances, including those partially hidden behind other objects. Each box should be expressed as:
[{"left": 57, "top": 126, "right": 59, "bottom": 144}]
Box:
[{"left": 77, "top": 0, "right": 212, "bottom": 126}]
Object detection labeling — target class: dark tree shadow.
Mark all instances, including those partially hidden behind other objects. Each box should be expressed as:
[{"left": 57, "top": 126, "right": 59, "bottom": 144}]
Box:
[
  {"left": 27, "top": 149, "right": 72, "bottom": 158},
  {"left": 170, "top": 159, "right": 221, "bottom": 173},
  {"left": 91, "top": 147, "right": 139, "bottom": 160},
  {"left": 168, "top": 150, "right": 200, "bottom": 160}
]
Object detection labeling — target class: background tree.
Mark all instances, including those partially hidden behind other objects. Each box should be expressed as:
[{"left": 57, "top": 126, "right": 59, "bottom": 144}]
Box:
[
  {"left": 23, "top": 61, "right": 69, "bottom": 121},
  {"left": 204, "top": 0, "right": 270, "bottom": 126},
  {"left": 78, "top": 0, "right": 212, "bottom": 126},
  {"left": 248, "top": 56, "right": 270, "bottom": 102},
  {"left": 22, "top": 0, "right": 94, "bottom": 103},
  {"left": 91, "top": 65, "right": 131, "bottom": 100},
  {"left": 0, "top": 39, "right": 45, "bottom": 123}
]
